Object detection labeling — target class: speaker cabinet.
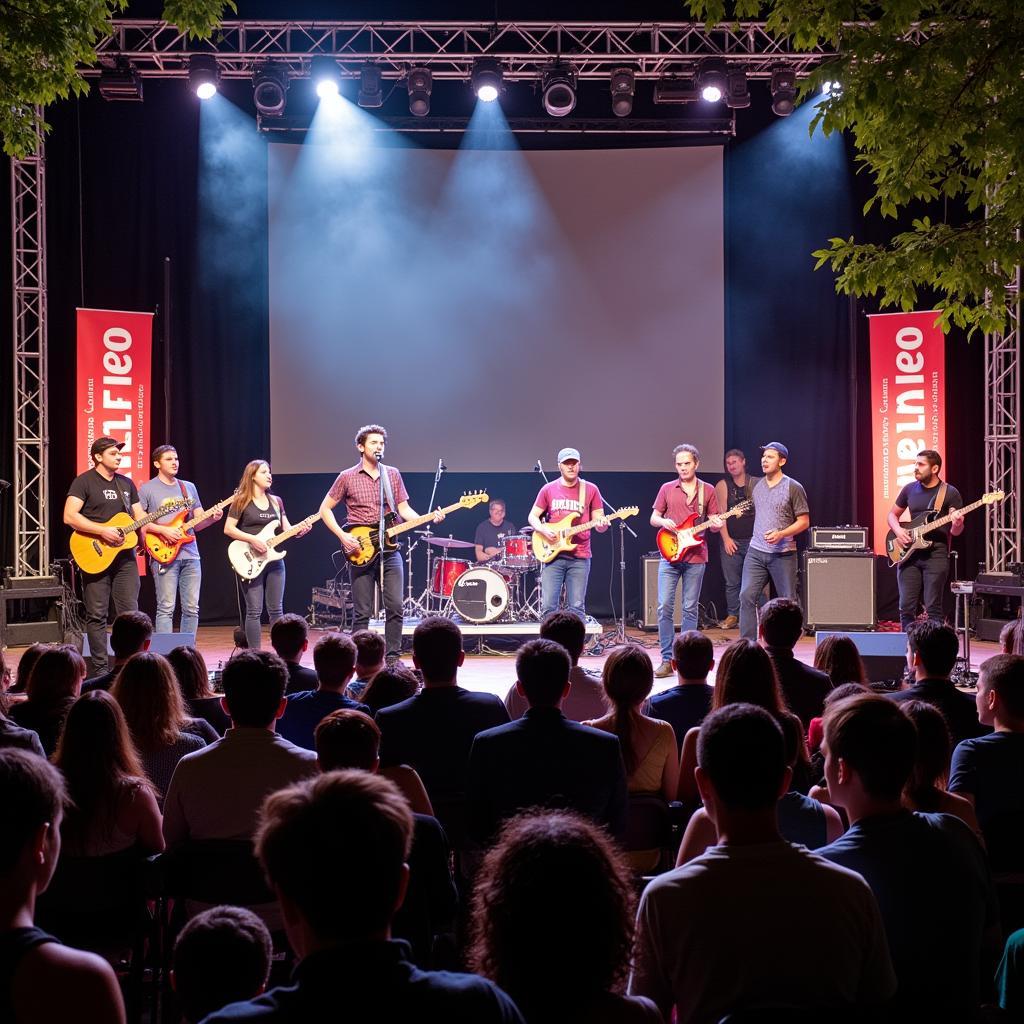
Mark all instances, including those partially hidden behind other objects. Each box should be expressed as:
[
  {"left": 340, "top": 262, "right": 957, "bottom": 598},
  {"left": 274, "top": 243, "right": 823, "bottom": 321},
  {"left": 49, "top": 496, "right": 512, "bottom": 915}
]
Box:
[
  {"left": 803, "top": 552, "right": 876, "bottom": 631},
  {"left": 640, "top": 556, "right": 681, "bottom": 630},
  {"left": 815, "top": 630, "right": 908, "bottom": 684}
]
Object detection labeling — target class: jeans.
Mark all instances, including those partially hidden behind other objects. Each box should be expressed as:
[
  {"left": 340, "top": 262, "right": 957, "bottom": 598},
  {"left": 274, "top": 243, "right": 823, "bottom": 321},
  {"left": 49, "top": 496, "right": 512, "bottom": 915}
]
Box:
[
  {"left": 720, "top": 537, "right": 751, "bottom": 618},
  {"left": 350, "top": 550, "right": 404, "bottom": 659},
  {"left": 739, "top": 547, "right": 798, "bottom": 640},
  {"left": 83, "top": 551, "right": 140, "bottom": 675},
  {"left": 898, "top": 548, "right": 949, "bottom": 630},
  {"left": 152, "top": 557, "right": 201, "bottom": 635},
  {"left": 241, "top": 559, "right": 285, "bottom": 650},
  {"left": 541, "top": 556, "right": 591, "bottom": 620},
  {"left": 657, "top": 559, "right": 706, "bottom": 663}
]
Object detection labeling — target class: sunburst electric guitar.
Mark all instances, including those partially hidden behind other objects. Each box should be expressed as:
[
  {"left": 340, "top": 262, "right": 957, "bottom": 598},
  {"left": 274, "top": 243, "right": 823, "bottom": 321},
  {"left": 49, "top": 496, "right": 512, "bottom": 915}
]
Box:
[
  {"left": 228, "top": 513, "right": 323, "bottom": 580},
  {"left": 884, "top": 490, "right": 1004, "bottom": 567},
  {"left": 70, "top": 498, "right": 194, "bottom": 575},
  {"left": 144, "top": 496, "right": 234, "bottom": 565},
  {"left": 656, "top": 499, "right": 753, "bottom": 563},
  {"left": 531, "top": 507, "right": 640, "bottom": 564}
]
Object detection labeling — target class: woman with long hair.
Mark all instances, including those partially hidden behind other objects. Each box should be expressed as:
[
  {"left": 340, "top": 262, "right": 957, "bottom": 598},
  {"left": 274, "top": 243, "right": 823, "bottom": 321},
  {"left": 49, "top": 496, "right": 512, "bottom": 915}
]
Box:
[
  {"left": 813, "top": 634, "right": 870, "bottom": 687},
  {"left": 9, "top": 644, "right": 86, "bottom": 755},
  {"left": 53, "top": 690, "right": 164, "bottom": 856},
  {"left": 359, "top": 664, "right": 419, "bottom": 716},
  {"left": 9, "top": 641, "right": 47, "bottom": 694},
  {"left": 469, "top": 810, "right": 662, "bottom": 1024},
  {"left": 166, "top": 645, "right": 230, "bottom": 735},
  {"left": 1, "top": 650, "right": 44, "bottom": 754}
]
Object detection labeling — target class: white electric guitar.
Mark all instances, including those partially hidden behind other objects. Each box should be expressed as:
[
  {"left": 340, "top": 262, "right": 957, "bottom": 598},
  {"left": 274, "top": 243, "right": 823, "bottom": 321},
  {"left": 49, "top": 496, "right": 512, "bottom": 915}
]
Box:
[{"left": 228, "top": 513, "right": 322, "bottom": 580}]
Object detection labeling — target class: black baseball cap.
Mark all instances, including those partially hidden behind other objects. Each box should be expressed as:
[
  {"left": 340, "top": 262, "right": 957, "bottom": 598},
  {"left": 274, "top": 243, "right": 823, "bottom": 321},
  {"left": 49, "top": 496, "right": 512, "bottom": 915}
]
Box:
[{"left": 90, "top": 436, "right": 126, "bottom": 458}]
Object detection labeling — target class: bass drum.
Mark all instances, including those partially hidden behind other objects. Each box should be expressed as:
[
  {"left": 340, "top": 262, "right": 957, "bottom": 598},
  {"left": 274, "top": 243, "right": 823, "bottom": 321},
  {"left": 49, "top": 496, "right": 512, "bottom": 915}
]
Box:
[{"left": 450, "top": 567, "right": 509, "bottom": 623}]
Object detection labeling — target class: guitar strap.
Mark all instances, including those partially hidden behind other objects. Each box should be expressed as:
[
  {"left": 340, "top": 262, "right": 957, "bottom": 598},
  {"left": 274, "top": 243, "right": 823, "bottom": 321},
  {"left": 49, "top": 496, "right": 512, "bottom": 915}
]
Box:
[
  {"left": 578, "top": 479, "right": 586, "bottom": 518},
  {"left": 379, "top": 466, "right": 398, "bottom": 518},
  {"left": 697, "top": 480, "right": 706, "bottom": 519},
  {"left": 931, "top": 481, "right": 948, "bottom": 514},
  {"left": 114, "top": 475, "right": 133, "bottom": 516}
]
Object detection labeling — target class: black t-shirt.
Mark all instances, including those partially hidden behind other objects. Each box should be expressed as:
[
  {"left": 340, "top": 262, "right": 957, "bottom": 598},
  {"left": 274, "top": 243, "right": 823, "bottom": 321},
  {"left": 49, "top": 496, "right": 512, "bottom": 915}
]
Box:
[
  {"left": 474, "top": 519, "right": 516, "bottom": 552},
  {"left": 235, "top": 497, "right": 283, "bottom": 536},
  {"left": 66, "top": 469, "right": 139, "bottom": 524},
  {"left": 895, "top": 480, "right": 963, "bottom": 543}
]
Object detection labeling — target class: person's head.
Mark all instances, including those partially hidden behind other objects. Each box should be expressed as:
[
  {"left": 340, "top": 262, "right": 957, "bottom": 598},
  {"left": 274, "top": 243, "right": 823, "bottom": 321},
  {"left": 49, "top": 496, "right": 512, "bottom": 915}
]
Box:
[
  {"left": 723, "top": 448, "right": 746, "bottom": 478},
  {"left": 712, "top": 639, "right": 784, "bottom": 714},
  {"left": 758, "top": 598, "right": 804, "bottom": 650},
  {"left": 255, "top": 771, "right": 413, "bottom": 951},
  {"left": 760, "top": 442, "right": 789, "bottom": 475},
  {"left": 172, "top": 906, "right": 272, "bottom": 1024},
  {"left": 556, "top": 447, "right": 581, "bottom": 483},
  {"left": 906, "top": 620, "right": 959, "bottom": 679},
  {"left": 221, "top": 650, "right": 288, "bottom": 728},
  {"left": 468, "top": 810, "right": 636, "bottom": 1010},
  {"left": 230, "top": 460, "right": 272, "bottom": 516},
  {"left": 270, "top": 613, "right": 308, "bottom": 663},
  {"left": 151, "top": 444, "right": 179, "bottom": 478},
  {"left": 900, "top": 700, "right": 952, "bottom": 810},
  {"left": 311, "top": 632, "right": 356, "bottom": 691},
  {"left": 166, "top": 645, "right": 214, "bottom": 702},
  {"left": 355, "top": 424, "right": 387, "bottom": 462},
  {"left": 602, "top": 647, "right": 655, "bottom": 775},
  {"left": 824, "top": 682, "right": 872, "bottom": 709},
  {"left": 672, "top": 443, "right": 700, "bottom": 482},
  {"left": 0, "top": 651, "right": 9, "bottom": 716},
  {"left": 515, "top": 638, "right": 572, "bottom": 708},
  {"left": 352, "top": 630, "right": 386, "bottom": 676},
  {"left": 314, "top": 709, "right": 380, "bottom": 772},
  {"left": 90, "top": 435, "right": 124, "bottom": 469},
  {"left": 823, "top": 692, "right": 917, "bottom": 806},
  {"left": 538, "top": 610, "right": 587, "bottom": 666},
  {"left": 360, "top": 665, "right": 419, "bottom": 715},
  {"left": 976, "top": 654, "right": 1024, "bottom": 728},
  {"left": 11, "top": 642, "right": 47, "bottom": 694},
  {"left": 26, "top": 644, "right": 87, "bottom": 710},
  {"left": 915, "top": 449, "right": 942, "bottom": 483},
  {"left": 488, "top": 499, "right": 506, "bottom": 525},
  {"left": 1000, "top": 619, "right": 1023, "bottom": 655},
  {"left": 111, "top": 651, "right": 188, "bottom": 750},
  {"left": 813, "top": 634, "right": 870, "bottom": 686},
  {"left": 672, "top": 630, "right": 714, "bottom": 682},
  {"left": 411, "top": 615, "right": 464, "bottom": 685},
  {"left": 110, "top": 610, "right": 154, "bottom": 662}
]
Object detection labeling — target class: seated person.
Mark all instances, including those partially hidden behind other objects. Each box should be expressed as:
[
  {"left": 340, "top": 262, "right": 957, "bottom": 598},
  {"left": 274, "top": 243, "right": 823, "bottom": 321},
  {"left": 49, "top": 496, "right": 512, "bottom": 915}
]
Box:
[
  {"left": 647, "top": 630, "right": 714, "bottom": 757},
  {"left": 269, "top": 614, "right": 318, "bottom": 695},
  {"left": 82, "top": 610, "right": 153, "bottom": 693},
  {"left": 759, "top": 598, "right": 832, "bottom": 728},
  {"left": 346, "top": 629, "right": 386, "bottom": 702}
]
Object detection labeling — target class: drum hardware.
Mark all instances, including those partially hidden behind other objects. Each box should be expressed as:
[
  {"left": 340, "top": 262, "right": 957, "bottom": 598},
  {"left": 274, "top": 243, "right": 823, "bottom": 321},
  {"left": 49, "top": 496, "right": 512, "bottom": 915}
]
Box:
[{"left": 950, "top": 551, "right": 977, "bottom": 689}]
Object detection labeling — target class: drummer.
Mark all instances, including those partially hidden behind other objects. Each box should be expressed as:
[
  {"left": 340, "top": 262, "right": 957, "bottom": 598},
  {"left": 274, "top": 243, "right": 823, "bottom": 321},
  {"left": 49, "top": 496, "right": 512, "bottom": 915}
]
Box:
[{"left": 474, "top": 498, "right": 516, "bottom": 564}]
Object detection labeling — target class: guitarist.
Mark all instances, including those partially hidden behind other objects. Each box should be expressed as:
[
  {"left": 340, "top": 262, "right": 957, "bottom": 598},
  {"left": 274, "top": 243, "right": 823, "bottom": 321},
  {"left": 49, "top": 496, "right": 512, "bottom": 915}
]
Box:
[
  {"left": 138, "top": 444, "right": 223, "bottom": 637},
  {"left": 319, "top": 424, "right": 444, "bottom": 663},
  {"left": 650, "top": 444, "right": 724, "bottom": 678},
  {"left": 887, "top": 449, "right": 964, "bottom": 630},
  {"left": 63, "top": 436, "right": 144, "bottom": 676},
  {"left": 527, "top": 447, "right": 609, "bottom": 621}
]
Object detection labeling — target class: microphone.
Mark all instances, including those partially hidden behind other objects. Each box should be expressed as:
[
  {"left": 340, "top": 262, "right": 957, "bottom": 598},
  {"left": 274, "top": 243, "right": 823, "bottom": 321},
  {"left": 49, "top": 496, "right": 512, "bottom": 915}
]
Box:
[
  {"left": 534, "top": 460, "right": 542, "bottom": 473},
  {"left": 375, "top": 452, "right": 383, "bottom": 463},
  {"left": 438, "top": 458, "right": 447, "bottom": 473},
  {"left": 0, "top": 479, "right": 9, "bottom": 492}
]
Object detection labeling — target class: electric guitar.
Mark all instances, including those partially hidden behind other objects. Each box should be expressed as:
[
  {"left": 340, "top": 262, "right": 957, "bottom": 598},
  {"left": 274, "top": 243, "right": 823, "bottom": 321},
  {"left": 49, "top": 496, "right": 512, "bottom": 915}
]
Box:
[
  {"left": 656, "top": 499, "right": 753, "bottom": 563},
  {"left": 228, "top": 513, "right": 323, "bottom": 580},
  {"left": 344, "top": 491, "right": 489, "bottom": 567},
  {"left": 70, "top": 498, "right": 194, "bottom": 575},
  {"left": 531, "top": 507, "right": 640, "bottom": 564},
  {"left": 885, "top": 490, "right": 1004, "bottom": 567},
  {"left": 144, "top": 496, "right": 234, "bottom": 565}
]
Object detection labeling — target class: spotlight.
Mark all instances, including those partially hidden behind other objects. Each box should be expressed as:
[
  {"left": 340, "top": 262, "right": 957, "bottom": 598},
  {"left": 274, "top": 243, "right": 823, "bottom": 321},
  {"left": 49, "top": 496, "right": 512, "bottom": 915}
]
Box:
[
  {"left": 471, "top": 58, "right": 503, "bottom": 103},
  {"left": 697, "top": 58, "right": 727, "bottom": 103},
  {"left": 542, "top": 62, "right": 577, "bottom": 117},
  {"left": 358, "top": 65, "right": 384, "bottom": 108},
  {"left": 653, "top": 76, "right": 699, "bottom": 104},
  {"left": 311, "top": 56, "right": 341, "bottom": 99},
  {"left": 724, "top": 69, "right": 750, "bottom": 109},
  {"left": 610, "top": 67, "right": 635, "bottom": 117},
  {"left": 407, "top": 67, "right": 432, "bottom": 116},
  {"left": 98, "top": 61, "right": 143, "bottom": 102},
  {"left": 771, "top": 66, "right": 798, "bottom": 116},
  {"left": 822, "top": 79, "right": 842, "bottom": 96},
  {"left": 252, "top": 63, "right": 289, "bottom": 117},
  {"left": 188, "top": 55, "right": 219, "bottom": 100}
]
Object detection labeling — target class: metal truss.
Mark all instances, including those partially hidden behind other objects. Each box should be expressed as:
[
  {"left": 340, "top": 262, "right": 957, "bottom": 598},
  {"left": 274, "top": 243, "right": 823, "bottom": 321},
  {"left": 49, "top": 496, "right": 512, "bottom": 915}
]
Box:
[{"left": 10, "top": 111, "right": 49, "bottom": 579}]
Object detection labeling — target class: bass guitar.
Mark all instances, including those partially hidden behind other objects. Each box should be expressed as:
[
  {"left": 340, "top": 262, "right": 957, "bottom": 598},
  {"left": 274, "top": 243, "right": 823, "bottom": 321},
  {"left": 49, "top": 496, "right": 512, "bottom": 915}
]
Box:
[
  {"left": 144, "top": 496, "right": 234, "bottom": 565},
  {"left": 70, "top": 498, "right": 194, "bottom": 575},
  {"left": 885, "top": 490, "right": 1004, "bottom": 567},
  {"left": 532, "top": 507, "right": 640, "bottom": 564},
  {"left": 656, "top": 499, "right": 753, "bottom": 563},
  {"left": 345, "top": 491, "right": 489, "bottom": 567},
  {"left": 228, "top": 513, "right": 322, "bottom": 580}
]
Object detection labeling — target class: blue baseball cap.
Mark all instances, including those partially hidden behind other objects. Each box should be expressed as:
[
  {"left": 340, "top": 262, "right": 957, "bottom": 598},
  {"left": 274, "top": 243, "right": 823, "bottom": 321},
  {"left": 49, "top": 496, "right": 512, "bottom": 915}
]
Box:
[{"left": 760, "top": 442, "right": 789, "bottom": 459}]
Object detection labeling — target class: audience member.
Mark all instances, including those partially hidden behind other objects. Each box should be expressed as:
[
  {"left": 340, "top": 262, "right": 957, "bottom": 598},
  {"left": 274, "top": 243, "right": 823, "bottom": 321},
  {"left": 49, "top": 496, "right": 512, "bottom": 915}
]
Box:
[
  {"left": 360, "top": 664, "right": 420, "bottom": 716},
  {"left": 759, "top": 598, "right": 833, "bottom": 728},
  {"left": 0, "top": 652, "right": 43, "bottom": 755},
  {"left": 202, "top": 771, "right": 524, "bottom": 1022},
  {"left": 818, "top": 692, "right": 998, "bottom": 1021},
  {"left": 269, "top": 613, "right": 318, "bottom": 695},
  {"left": 1000, "top": 618, "right": 1023, "bottom": 655},
  {"left": 167, "top": 645, "right": 231, "bottom": 735},
  {"left": 808, "top": 680, "right": 869, "bottom": 756},
  {"left": 630, "top": 704, "right": 895, "bottom": 1022},
  {"left": 503, "top": 611, "right": 605, "bottom": 722},
  {"left": 467, "top": 639, "right": 628, "bottom": 843},
  {"left": 647, "top": 630, "right": 714, "bottom": 756},
  {"left": 171, "top": 906, "right": 272, "bottom": 1024},
  {"left": 996, "top": 928, "right": 1024, "bottom": 1016},
  {"left": 345, "top": 629, "right": 386, "bottom": 702},
  {"left": 8, "top": 642, "right": 46, "bottom": 695},
  {"left": 10, "top": 644, "right": 86, "bottom": 756},
  {"left": 813, "top": 634, "right": 870, "bottom": 687},
  {"left": 469, "top": 810, "right": 662, "bottom": 1024},
  {"left": 82, "top": 610, "right": 153, "bottom": 693},
  {"left": 0, "top": 749, "right": 126, "bottom": 1023}
]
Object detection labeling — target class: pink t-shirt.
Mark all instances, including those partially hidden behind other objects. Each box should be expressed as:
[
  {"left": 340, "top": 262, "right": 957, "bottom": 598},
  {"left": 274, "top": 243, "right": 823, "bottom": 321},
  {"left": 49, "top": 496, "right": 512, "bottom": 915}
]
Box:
[{"left": 534, "top": 479, "right": 605, "bottom": 559}]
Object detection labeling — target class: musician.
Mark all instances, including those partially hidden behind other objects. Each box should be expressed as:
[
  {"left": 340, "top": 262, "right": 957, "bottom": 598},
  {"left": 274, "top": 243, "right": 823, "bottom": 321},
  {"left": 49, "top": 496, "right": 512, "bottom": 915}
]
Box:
[
  {"left": 319, "top": 425, "right": 443, "bottom": 663},
  {"left": 887, "top": 449, "right": 964, "bottom": 631},
  {"left": 714, "top": 448, "right": 758, "bottom": 630},
  {"left": 63, "top": 436, "right": 144, "bottom": 676},
  {"left": 138, "top": 444, "right": 223, "bottom": 637},
  {"left": 528, "top": 447, "right": 608, "bottom": 620},
  {"left": 224, "top": 460, "right": 308, "bottom": 650},
  {"left": 650, "top": 444, "right": 724, "bottom": 678},
  {"left": 475, "top": 498, "right": 515, "bottom": 564},
  {"left": 738, "top": 442, "right": 810, "bottom": 641}
]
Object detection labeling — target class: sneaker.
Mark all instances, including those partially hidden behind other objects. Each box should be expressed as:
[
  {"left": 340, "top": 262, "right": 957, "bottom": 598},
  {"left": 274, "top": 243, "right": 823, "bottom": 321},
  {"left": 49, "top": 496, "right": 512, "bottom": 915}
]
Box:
[
  {"left": 654, "top": 661, "right": 674, "bottom": 679},
  {"left": 718, "top": 615, "right": 739, "bottom": 629}
]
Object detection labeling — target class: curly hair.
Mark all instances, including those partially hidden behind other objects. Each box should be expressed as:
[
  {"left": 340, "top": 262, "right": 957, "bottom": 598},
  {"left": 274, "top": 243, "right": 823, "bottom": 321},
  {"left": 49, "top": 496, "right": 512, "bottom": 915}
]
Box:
[{"left": 354, "top": 424, "right": 388, "bottom": 447}]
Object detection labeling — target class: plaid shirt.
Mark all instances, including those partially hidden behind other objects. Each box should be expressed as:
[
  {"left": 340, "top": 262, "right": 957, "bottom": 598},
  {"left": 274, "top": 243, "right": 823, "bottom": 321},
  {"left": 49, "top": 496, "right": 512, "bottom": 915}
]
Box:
[{"left": 328, "top": 463, "right": 409, "bottom": 525}]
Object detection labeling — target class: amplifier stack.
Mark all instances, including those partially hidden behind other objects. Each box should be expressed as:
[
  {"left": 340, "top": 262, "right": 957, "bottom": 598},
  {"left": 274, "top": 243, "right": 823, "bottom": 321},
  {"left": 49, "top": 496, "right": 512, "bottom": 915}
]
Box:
[{"left": 804, "top": 526, "right": 875, "bottom": 632}]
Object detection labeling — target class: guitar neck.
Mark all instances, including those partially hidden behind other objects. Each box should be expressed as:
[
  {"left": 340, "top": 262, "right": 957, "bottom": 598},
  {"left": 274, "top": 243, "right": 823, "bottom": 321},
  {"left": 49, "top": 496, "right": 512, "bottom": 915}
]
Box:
[
  {"left": 562, "top": 509, "right": 630, "bottom": 539},
  {"left": 917, "top": 496, "right": 986, "bottom": 537},
  {"left": 267, "top": 513, "right": 322, "bottom": 549},
  {"left": 131, "top": 504, "right": 186, "bottom": 533},
  {"left": 182, "top": 497, "right": 233, "bottom": 535},
  {"left": 388, "top": 500, "right": 466, "bottom": 539},
  {"left": 687, "top": 503, "right": 747, "bottom": 537}
]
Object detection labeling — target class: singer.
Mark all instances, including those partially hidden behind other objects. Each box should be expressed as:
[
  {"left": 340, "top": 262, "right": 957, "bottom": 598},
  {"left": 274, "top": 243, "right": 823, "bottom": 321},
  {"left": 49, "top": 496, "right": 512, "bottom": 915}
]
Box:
[{"left": 319, "top": 424, "right": 444, "bottom": 662}]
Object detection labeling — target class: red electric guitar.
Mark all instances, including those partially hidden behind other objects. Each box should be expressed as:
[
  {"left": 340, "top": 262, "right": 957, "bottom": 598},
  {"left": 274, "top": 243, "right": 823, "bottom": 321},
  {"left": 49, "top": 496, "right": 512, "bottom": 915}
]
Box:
[{"left": 656, "top": 499, "right": 753, "bottom": 563}]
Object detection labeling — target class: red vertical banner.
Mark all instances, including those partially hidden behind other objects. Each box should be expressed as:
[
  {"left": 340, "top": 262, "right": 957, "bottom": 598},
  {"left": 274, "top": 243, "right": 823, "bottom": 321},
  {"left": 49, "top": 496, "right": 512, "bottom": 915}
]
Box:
[
  {"left": 76, "top": 308, "right": 154, "bottom": 482},
  {"left": 868, "top": 311, "right": 946, "bottom": 555}
]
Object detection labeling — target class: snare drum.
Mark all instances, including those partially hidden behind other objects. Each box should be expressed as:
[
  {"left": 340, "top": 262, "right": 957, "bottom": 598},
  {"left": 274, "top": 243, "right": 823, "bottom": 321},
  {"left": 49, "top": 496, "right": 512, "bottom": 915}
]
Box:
[
  {"left": 430, "top": 558, "right": 470, "bottom": 597},
  {"left": 501, "top": 532, "right": 536, "bottom": 570},
  {"left": 450, "top": 567, "right": 510, "bottom": 623}
]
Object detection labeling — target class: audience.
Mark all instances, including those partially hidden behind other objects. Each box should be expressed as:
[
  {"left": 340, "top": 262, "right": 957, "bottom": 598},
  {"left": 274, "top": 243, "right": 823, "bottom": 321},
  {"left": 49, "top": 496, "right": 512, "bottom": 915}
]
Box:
[
  {"left": 360, "top": 663, "right": 420, "bottom": 716},
  {"left": 1000, "top": 618, "right": 1023, "bottom": 655},
  {"left": 503, "top": 611, "right": 605, "bottom": 722},
  {"left": 996, "top": 928, "right": 1024, "bottom": 1016},
  {"left": 0, "top": 748, "right": 126, "bottom": 1023},
  {"left": 813, "top": 633, "right": 871, "bottom": 687},
  {"left": 201, "top": 771, "right": 524, "bottom": 1022},
  {"left": 817, "top": 692, "right": 998, "bottom": 1021},
  {"left": 82, "top": 610, "right": 154, "bottom": 693},
  {"left": 8, "top": 642, "right": 46, "bottom": 694},
  {"left": 167, "top": 645, "right": 231, "bottom": 735},
  {"left": 759, "top": 598, "right": 833, "bottom": 728},
  {"left": 469, "top": 810, "right": 662, "bottom": 1024},
  {"left": 467, "top": 639, "right": 627, "bottom": 843},
  {"left": 808, "top": 679, "right": 869, "bottom": 756},
  {"left": 631, "top": 704, "right": 895, "bottom": 1022},
  {"left": 647, "top": 630, "right": 714, "bottom": 756},
  {"left": 10, "top": 644, "right": 86, "bottom": 756},
  {"left": 0, "top": 651, "right": 44, "bottom": 755},
  {"left": 345, "top": 629, "right": 386, "bottom": 702},
  {"left": 269, "top": 614, "right": 318, "bottom": 695}
]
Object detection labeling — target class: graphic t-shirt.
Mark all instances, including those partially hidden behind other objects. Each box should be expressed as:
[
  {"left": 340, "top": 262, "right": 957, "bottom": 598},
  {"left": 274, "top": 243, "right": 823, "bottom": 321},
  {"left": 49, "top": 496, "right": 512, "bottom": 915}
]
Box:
[
  {"left": 138, "top": 477, "right": 202, "bottom": 560},
  {"left": 749, "top": 476, "right": 810, "bottom": 555},
  {"left": 533, "top": 479, "right": 605, "bottom": 559},
  {"left": 236, "top": 497, "right": 284, "bottom": 536},
  {"left": 894, "top": 480, "right": 963, "bottom": 546},
  {"left": 67, "top": 469, "right": 139, "bottom": 524},
  {"left": 474, "top": 519, "right": 517, "bottom": 554}
]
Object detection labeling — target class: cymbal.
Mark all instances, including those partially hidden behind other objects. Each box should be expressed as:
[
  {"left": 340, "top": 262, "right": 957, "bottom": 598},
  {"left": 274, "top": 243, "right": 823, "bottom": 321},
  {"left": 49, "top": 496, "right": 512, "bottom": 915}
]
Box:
[{"left": 426, "top": 536, "right": 476, "bottom": 549}]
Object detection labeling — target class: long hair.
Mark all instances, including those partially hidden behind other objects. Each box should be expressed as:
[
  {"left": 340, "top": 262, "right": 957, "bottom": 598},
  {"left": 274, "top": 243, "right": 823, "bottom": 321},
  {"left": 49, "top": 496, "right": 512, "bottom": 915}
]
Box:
[
  {"left": 813, "top": 635, "right": 870, "bottom": 686},
  {"left": 712, "top": 639, "right": 785, "bottom": 714},
  {"left": 601, "top": 647, "right": 654, "bottom": 776},
  {"left": 112, "top": 652, "right": 188, "bottom": 750},
  {"left": 26, "top": 644, "right": 86, "bottom": 711},
  {"left": 11, "top": 642, "right": 48, "bottom": 694},
  {"left": 167, "top": 645, "right": 214, "bottom": 701},
  {"left": 901, "top": 700, "right": 950, "bottom": 812},
  {"left": 360, "top": 666, "right": 419, "bottom": 715},
  {"left": 230, "top": 459, "right": 272, "bottom": 518}
]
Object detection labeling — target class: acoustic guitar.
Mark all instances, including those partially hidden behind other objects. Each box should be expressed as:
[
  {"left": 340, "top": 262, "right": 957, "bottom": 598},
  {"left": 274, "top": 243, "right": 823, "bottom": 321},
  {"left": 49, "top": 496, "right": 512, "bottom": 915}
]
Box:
[
  {"left": 144, "top": 496, "right": 234, "bottom": 565},
  {"left": 885, "top": 490, "right": 1003, "bottom": 567},
  {"left": 531, "top": 507, "right": 639, "bottom": 564},
  {"left": 70, "top": 497, "right": 193, "bottom": 575},
  {"left": 656, "top": 499, "right": 753, "bottom": 563},
  {"left": 228, "top": 513, "right": 323, "bottom": 580}
]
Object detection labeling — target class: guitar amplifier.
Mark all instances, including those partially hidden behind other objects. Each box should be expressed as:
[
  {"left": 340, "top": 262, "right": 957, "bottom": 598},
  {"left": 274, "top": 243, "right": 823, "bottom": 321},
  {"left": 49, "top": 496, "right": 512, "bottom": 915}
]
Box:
[
  {"left": 809, "top": 526, "right": 869, "bottom": 550},
  {"left": 640, "top": 556, "right": 681, "bottom": 631},
  {"left": 803, "top": 552, "right": 876, "bottom": 631}
]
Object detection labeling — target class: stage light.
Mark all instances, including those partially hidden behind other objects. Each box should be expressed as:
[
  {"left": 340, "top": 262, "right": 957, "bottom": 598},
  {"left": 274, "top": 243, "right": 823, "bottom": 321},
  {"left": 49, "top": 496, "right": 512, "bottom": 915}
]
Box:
[
  {"left": 822, "top": 79, "right": 842, "bottom": 96},
  {"left": 724, "top": 69, "right": 750, "bottom": 109},
  {"left": 98, "top": 61, "right": 143, "bottom": 102},
  {"left": 472, "top": 58, "right": 503, "bottom": 102},
  {"left": 407, "top": 67, "right": 432, "bottom": 116},
  {"left": 771, "top": 66, "right": 798, "bottom": 116},
  {"left": 358, "top": 65, "right": 384, "bottom": 108},
  {"left": 653, "top": 75, "right": 699, "bottom": 104},
  {"left": 188, "top": 55, "right": 219, "bottom": 100},
  {"left": 610, "top": 67, "right": 635, "bottom": 117},
  {"left": 252, "top": 63, "right": 289, "bottom": 116},
  {"left": 697, "top": 58, "right": 728, "bottom": 103},
  {"left": 311, "top": 57, "right": 341, "bottom": 99},
  {"left": 542, "top": 62, "right": 577, "bottom": 117}
]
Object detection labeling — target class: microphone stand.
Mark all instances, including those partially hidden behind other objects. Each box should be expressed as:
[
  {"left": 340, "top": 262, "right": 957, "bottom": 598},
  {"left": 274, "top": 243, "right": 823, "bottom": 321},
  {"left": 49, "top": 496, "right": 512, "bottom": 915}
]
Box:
[
  {"left": 376, "top": 453, "right": 387, "bottom": 626},
  {"left": 592, "top": 491, "right": 644, "bottom": 653},
  {"left": 404, "top": 458, "right": 446, "bottom": 618},
  {"left": 521, "top": 461, "right": 550, "bottom": 619}
]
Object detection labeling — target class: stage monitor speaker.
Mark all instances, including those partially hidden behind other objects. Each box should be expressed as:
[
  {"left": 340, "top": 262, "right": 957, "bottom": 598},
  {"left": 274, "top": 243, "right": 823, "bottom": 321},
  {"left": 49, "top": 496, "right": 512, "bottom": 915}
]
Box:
[
  {"left": 83, "top": 632, "right": 196, "bottom": 657},
  {"left": 803, "top": 552, "right": 876, "bottom": 631},
  {"left": 815, "top": 630, "right": 908, "bottom": 684},
  {"left": 640, "top": 556, "right": 680, "bottom": 631}
]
